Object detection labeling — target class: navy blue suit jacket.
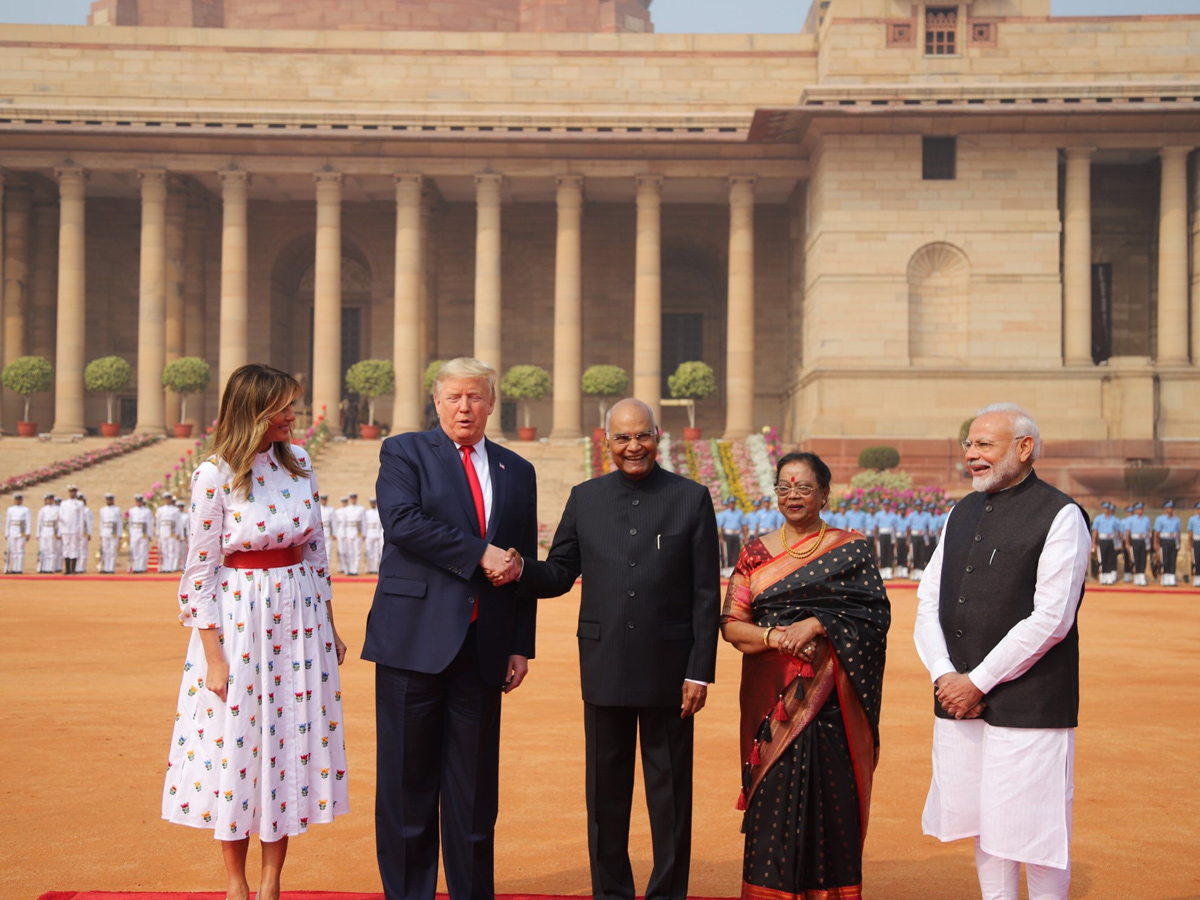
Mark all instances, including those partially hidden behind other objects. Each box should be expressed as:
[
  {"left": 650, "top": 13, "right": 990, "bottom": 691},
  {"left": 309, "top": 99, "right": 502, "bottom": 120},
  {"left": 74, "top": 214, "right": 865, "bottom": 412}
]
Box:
[{"left": 361, "top": 427, "right": 538, "bottom": 687}]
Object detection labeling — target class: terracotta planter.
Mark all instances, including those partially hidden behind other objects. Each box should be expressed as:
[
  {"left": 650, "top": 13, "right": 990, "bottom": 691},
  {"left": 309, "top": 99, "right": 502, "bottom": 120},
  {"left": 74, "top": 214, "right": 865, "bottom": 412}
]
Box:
[
  {"left": 359, "top": 423, "right": 382, "bottom": 440},
  {"left": 518, "top": 426, "right": 538, "bottom": 442},
  {"left": 16, "top": 421, "right": 37, "bottom": 437},
  {"left": 173, "top": 423, "right": 194, "bottom": 438},
  {"left": 100, "top": 422, "right": 121, "bottom": 438},
  {"left": 683, "top": 426, "right": 702, "bottom": 441}
]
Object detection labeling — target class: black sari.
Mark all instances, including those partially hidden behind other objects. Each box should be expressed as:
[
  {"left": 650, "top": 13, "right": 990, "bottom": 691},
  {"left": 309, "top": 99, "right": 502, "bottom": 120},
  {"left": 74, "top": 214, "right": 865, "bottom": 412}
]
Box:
[{"left": 722, "top": 530, "right": 890, "bottom": 900}]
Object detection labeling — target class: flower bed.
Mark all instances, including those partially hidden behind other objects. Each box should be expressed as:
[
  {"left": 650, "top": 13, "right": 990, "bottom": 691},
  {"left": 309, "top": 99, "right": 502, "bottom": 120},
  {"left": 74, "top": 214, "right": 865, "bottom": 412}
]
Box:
[{"left": 1, "top": 433, "right": 166, "bottom": 495}]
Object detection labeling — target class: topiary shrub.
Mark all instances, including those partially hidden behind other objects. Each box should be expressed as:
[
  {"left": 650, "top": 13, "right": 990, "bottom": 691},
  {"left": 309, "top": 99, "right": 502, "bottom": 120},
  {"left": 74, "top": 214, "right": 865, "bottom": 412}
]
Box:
[
  {"left": 161, "top": 357, "right": 211, "bottom": 425},
  {"left": 581, "top": 364, "right": 630, "bottom": 428},
  {"left": 2, "top": 355, "right": 54, "bottom": 422},
  {"left": 667, "top": 361, "right": 717, "bottom": 428},
  {"left": 85, "top": 355, "right": 133, "bottom": 425},
  {"left": 423, "top": 359, "right": 449, "bottom": 397},
  {"left": 344, "top": 359, "right": 395, "bottom": 427},
  {"left": 858, "top": 445, "right": 900, "bottom": 471},
  {"left": 500, "top": 364, "right": 551, "bottom": 428}
]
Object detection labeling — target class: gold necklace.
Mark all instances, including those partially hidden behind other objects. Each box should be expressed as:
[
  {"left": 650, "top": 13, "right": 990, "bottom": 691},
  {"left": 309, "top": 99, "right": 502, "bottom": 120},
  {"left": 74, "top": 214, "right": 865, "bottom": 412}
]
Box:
[{"left": 781, "top": 520, "right": 826, "bottom": 560}]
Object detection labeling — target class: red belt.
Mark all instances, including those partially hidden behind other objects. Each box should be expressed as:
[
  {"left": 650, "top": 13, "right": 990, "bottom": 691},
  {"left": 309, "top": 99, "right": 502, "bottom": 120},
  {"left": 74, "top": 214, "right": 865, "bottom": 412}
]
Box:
[{"left": 224, "top": 545, "right": 304, "bottom": 569}]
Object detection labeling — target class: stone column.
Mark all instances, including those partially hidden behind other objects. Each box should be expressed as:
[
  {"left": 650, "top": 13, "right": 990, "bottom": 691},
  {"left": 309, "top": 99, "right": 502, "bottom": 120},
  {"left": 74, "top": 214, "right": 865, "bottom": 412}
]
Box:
[
  {"left": 1193, "top": 151, "right": 1200, "bottom": 369},
  {"left": 633, "top": 175, "right": 663, "bottom": 422},
  {"left": 725, "top": 176, "right": 757, "bottom": 440},
  {"left": 184, "top": 198, "right": 208, "bottom": 428},
  {"left": 551, "top": 175, "right": 584, "bottom": 440},
  {"left": 28, "top": 202, "right": 58, "bottom": 430},
  {"left": 134, "top": 169, "right": 167, "bottom": 434},
  {"left": 1156, "top": 147, "right": 1191, "bottom": 365},
  {"left": 3, "top": 175, "right": 31, "bottom": 426},
  {"left": 218, "top": 169, "right": 249, "bottom": 398},
  {"left": 312, "top": 170, "right": 343, "bottom": 430},
  {"left": 474, "top": 173, "right": 503, "bottom": 435},
  {"left": 393, "top": 174, "right": 424, "bottom": 434},
  {"left": 163, "top": 179, "right": 188, "bottom": 425},
  {"left": 50, "top": 168, "right": 87, "bottom": 436},
  {"left": 1062, "top": 148, "right": 1094, "bottom": 366}
]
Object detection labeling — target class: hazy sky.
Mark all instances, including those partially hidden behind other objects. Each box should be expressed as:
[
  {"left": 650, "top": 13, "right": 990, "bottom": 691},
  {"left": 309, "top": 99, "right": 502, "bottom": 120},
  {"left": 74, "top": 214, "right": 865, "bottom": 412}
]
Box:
[{"left": 1, "top": 0, "right": 1196, "bottom": 28}]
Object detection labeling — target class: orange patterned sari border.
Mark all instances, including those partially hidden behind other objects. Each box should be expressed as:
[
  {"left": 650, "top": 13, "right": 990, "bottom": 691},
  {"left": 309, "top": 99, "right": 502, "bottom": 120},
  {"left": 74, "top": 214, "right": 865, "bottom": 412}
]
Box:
[{"left": 743, "top": 880, "right": 863, "bottom": 900}]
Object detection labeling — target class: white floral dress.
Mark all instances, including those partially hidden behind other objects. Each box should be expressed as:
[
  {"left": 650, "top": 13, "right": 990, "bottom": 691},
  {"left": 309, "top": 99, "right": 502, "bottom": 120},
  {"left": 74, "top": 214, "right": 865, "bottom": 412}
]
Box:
[{"left": 162, "top": 445, "right": 349, "bottom": 841}]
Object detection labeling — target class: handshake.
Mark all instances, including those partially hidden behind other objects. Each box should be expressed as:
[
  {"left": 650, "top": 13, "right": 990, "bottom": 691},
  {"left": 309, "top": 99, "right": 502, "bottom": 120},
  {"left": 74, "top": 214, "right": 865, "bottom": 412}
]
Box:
[{"left": 481, "top": 544, "right": 523, "bottom": 586}]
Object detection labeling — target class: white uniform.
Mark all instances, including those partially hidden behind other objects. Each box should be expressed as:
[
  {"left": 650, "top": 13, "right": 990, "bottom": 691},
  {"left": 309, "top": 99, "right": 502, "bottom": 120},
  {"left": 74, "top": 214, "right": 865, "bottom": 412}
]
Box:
[
  {"left": 127, "top": 503, "right": 153, "bottom": 572},
  {"left": 341, "top": 502, "right": 366, "bottom": 576},
  {"left": 99, "top": 503, "right": 123, "bottom": 573},
  {"left": 5, "top": 503, "right": 32, "bottom": 573},
  {"left": 156, "top": 502, "right": 179, "bottom": 572},
  {"left": 320, "top": 502, "right": 335, "bottom": 569},
  {"left": 58, "top": 497, "right": 85, "bottom": 566},
  {"left": 79, "top": 504, "right": 95, "bottom": 572},
  {"left": 176, "top": 504, "right": 189, "bottom": 563},
  {"left": 36, "top": 504, "right": 61, "bottom": 573},
  {"left": 332, "top": 505, "right": 350, "bottom": 574},
  {"left": 364, "top": 506, "right": 383, "bottom": 574},
  {"left": 914, "top": 504, "right": 1090, "bottom": 898}
]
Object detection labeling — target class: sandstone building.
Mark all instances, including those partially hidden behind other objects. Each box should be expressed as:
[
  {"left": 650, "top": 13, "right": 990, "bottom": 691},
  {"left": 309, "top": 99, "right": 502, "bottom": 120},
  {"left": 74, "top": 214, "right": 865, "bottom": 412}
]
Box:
[{"left": 0, "top": 0, "right": 1197, "bottom": 499}]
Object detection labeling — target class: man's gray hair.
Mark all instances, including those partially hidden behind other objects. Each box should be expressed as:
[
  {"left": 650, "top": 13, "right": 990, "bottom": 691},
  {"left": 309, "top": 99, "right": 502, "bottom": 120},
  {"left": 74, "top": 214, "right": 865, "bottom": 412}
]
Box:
[
  {"left": 976, "top": 402, "right": 1041, "bottom": 461},
  {"left": 433, "top": 357, "right": 497, "bottom": 400},
  {"left": 604, "top": 398, "right": 659, "bottom": 436}
]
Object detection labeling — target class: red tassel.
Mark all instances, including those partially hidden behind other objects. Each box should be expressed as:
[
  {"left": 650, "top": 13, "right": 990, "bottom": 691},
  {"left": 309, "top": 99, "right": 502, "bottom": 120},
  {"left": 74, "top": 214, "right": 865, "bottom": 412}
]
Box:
[
  {"left": 797, "top": 661, "right": 815, "bottom": 678},
  {"left": 749, "top": 743, "right": 762, "bottom": 766},
  {"left": 735, "top": 789, "right": 747, "bottom": 811},
  {"left": 773, "top": 697, "right": 789, "bottom": 721}
]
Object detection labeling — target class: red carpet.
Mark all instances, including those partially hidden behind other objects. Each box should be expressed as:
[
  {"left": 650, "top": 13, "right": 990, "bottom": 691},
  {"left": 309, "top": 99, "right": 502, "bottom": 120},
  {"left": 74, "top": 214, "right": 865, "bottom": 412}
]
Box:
[{"left": 37, "top": 895, "right": 734, "bottom": 900}]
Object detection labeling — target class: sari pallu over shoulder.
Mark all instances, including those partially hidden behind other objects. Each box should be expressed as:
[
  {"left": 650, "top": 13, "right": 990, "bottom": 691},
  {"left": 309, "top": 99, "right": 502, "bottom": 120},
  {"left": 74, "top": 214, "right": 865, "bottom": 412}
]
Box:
[{"left": 724, "top": 531, "right": 890, "bottom": 846}]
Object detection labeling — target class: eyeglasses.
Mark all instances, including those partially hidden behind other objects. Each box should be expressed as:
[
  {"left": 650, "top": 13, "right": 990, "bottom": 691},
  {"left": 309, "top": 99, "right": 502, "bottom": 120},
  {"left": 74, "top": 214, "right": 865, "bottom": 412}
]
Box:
[
  {"left": 609, "top": 431, "right": 657, "bottom": 447},
  {"left": 774, "top": 483, "right": 818, "bottom": 497},
  {"left": 960, "top": 436, "right": 1029, "bottom": 452}
]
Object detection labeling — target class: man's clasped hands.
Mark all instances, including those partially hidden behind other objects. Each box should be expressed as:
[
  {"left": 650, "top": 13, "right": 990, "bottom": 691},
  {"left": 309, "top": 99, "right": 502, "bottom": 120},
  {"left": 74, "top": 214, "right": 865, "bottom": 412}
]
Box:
[
  {"left": 481, "top": 544, "right": 523, "bottom": 586},
  {"left": 934, "top": 672, "right": 987, "bottom": 719}
]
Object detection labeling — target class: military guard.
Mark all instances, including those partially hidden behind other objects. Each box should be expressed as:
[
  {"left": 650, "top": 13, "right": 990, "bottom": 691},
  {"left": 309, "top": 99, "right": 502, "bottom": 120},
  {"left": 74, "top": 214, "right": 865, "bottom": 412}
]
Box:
[
  {"left": 98, "top": 493, "right": 123, "bottom": 573},
  {"left": 1090, "top": 502, "right": 1121, "bottom": 585},
  {"left": 78, "top": 493, "right": 94, "bottom": 573},
  {"left": 844, "top": 498, "right": 866, "bottom": 535},
  {"left": 908, "top": 501, "right": 931, "bottom": 580},
  {"left": 1188, "top": 502, "right": 1200, "bottom": 587},
  {"left": 127, "top": 494, "right": 153, "bottom": 572},
  {"left": 58, "top": 485, "right": 85, "bottom": 575},
  {"left": 36, "top": 493, "right": 60, "bottom": 573},
  {"left": 4, "top": 493, "right": 32, "bottom": 574},
  {"left": 715, "top": 496, "right": 745, "bottom": 569},
  {"left": 1153, "top": 501, "right": 1181, "bottom": 587},
  {"left": 364, "top": 496, "right": 383, "bottom": 574},
  {"left": 1125, "top": 502, "right": 1152, "bottom": 586},
  {"left": 874, "top": 499, "right": 899, "bottom": 579}
]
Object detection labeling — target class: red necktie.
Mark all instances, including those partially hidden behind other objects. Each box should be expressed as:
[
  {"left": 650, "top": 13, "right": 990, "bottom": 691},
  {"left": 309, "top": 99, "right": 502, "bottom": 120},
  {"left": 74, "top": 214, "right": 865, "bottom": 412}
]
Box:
[{"left": 461, "top": 444, "right": 486, "bottom": 621}]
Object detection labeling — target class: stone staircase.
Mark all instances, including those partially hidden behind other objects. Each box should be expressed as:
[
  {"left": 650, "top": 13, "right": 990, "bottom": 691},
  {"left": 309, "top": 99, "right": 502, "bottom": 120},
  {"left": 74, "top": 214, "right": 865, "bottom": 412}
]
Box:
[
  {"left": 309, "top": 436, "right": 588, "bottom": 542},
  {"left": 0, "top": 436, "right": 206, "bottom": 503}
]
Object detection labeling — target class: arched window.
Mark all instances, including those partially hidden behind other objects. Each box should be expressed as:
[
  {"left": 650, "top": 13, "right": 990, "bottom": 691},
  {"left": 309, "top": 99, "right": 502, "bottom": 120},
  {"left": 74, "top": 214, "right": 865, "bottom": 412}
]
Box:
[{"left": 908, "top": 242, "right": 970, "bottom": 364}]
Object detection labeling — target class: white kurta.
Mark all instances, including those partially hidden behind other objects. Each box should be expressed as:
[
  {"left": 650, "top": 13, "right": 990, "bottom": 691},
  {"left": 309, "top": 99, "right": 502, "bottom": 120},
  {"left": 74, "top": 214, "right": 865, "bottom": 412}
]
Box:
[
  {"left": 162, "top": 445, "right": 348, "bottom": 841},
  {"left": 913, "top": 502, "right": 1090, "bottom": 869}
]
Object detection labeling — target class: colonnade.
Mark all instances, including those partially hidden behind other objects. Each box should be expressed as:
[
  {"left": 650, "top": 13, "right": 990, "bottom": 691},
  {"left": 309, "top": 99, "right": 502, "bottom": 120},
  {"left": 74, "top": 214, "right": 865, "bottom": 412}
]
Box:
[
  {"left": 1062, "top": 146, "right": 1199, "bottom": 367},
  {"left": 1, "top": 163, "right": 763, "bottom": 440}
]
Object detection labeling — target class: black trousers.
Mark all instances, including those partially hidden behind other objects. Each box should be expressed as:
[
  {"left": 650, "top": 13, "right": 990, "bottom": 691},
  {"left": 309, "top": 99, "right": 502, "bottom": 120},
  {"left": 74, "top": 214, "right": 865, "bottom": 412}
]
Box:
[
  {"left": 1161, "top": 537, "right": 1178, "bottom": 575},
  {"left": 1130, "top": 538, "right": 1148, "bottom": 574},
  {"left": 374, "top": 626, "right": 502, "bottom": 900},
  {"left": 1193, "top": 539, "right": 1199, "bottom": 576},
  {"left": 877, "top": 534, "right": 894, "bottom": 569},
  {"left": 584, "top": 703, "right": 694, "bottom": 900},
  {"left": 722, "top": 534, "right": 742, "bottom": 569},
  {"left": 1098, "top": 538, "right": 1117, "bottom": 573},
  {"left": 896, "top": 536, "right": 909, "bottom": 568}
]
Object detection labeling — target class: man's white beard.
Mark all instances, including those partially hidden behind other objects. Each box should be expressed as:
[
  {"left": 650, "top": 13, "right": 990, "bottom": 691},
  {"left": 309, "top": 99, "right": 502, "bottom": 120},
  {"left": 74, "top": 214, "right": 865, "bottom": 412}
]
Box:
[{"left": 971, "top": 447, "right": 1024, "bottom": 493}]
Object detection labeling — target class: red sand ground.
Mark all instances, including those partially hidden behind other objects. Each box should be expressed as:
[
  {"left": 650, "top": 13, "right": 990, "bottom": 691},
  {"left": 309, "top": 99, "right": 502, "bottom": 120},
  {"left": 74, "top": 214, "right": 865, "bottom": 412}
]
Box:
[{"left": 1, "top": 576, "right": 1198, "bottom": 899}]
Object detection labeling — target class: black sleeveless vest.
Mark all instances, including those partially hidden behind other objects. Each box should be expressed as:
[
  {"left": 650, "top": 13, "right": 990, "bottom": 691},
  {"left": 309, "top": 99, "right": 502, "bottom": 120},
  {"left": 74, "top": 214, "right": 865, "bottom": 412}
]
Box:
[{"left": 937, "top": 470, "right": 1086, "bottom": 728}]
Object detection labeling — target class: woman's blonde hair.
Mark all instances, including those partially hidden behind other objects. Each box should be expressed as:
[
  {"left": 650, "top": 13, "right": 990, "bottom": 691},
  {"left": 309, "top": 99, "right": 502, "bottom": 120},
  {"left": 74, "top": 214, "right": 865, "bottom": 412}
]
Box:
[{"left": 211, "top": 363, "right": 306, "bottom": 497}]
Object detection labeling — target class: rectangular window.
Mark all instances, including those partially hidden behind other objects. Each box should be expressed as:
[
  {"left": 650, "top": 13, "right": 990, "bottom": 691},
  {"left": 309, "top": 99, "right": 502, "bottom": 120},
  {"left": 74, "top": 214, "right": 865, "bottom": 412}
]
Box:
[
  {"left": 1091, "top": 263, "right": 1113, "bottom": 364},
  {"left": 661, "top": 313, "right": 704, "bottom": 396},
  {"left": 925, "top": 6, "right": 957, "bottom": 55},
  {"left": 922, "top": 136, "right": 957, "bottom": 180}
]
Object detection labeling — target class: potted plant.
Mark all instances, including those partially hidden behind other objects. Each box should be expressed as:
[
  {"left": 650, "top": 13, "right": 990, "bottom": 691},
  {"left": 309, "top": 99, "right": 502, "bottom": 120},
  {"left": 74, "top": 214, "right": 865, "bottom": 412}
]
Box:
[
  {"left": 581, "top": 364, "right": 629, "bottom": 442},
  {"left": 2, "top": 355, "right": 54, "bottom": 437},
  {"left": 344, "top": 359, "right": 395, "bottom": 440},
  {"left": 85, "top": 355, "right": 133, "bottom": 438},
  {"left": 161, "top": 357, "right": 211, "bottom": 438},
  {"left": 500, "top": 364, "right": 551, "bottom": 441},
  {"left": 667, "top": 360, "right": 717, "bottom": 441}
]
